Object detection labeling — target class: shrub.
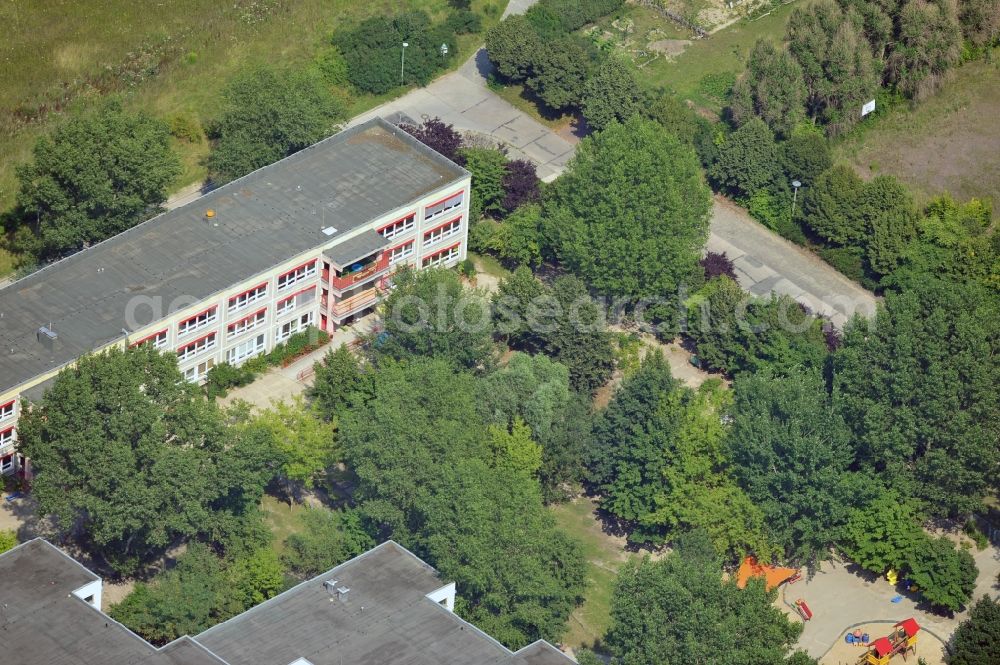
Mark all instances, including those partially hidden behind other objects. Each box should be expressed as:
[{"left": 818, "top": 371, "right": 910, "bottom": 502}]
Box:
[
  {"left": 445, "top": 8, "right": 482, "bottom": 34},
  {"left": 205, "top": 362, "right": 257, "bottom": 399},
  {"left": 168, "top": 112, "right": 203, "bottom": 143},
  {"left": 700, "top": 251, "right": 737, "bottom": 281},
  {"left": 399, "top": 117, "right": 464, "bottom": 163},
  {"left": 816, "top": 246, "right": 877, "bottom": 290},
  {"left": 314, "top": 45, "right": 349, "bottom": 87},
  {"left": 501, "top": 159, "right": 541, "bottom": 214}
]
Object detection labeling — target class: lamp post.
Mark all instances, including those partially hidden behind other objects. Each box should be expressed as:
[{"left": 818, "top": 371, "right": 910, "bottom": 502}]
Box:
[
  {"left": 791, "top": 180, "right": 802, "bottom": 218},
  {"left": 400, "top": 42, "right": 409, "bottom": 84}
]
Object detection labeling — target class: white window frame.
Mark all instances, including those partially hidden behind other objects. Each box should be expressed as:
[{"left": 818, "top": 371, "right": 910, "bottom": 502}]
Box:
[
  {"left": 424, "top": 192, "right": 464, "bottom": 222},
  {"left": 177, "top": 333, "right": 217, "bottom": 363},
  {"left": 182, "top": 359, "right": 215, "bottom": 383},
  {"left": 0, "top": 454, "right": 13, "bottom": 473},
  {"left": 275, "top": 312, "right": 315, "bottom": 343},
  {"left": 178, "top": 307, "right": 218, "bottom": 338},
  {"left": 228, "top": 283, "right": 268, "bottom": 313},
  {"left": 0, "top": 401, "right": 14, "bottom": 423},
  {"left": 422, "top": 243, "right": 461, "bottom": 268},
  {"left": 277, "top": 261, "right": 317, "bottom": 291},
  {"left": 228, "top": 309, "right": 266, "bottom": 339},
  {"left": 423, "top": 217, "right": 462, "bottom": 248},
  {"left": 378, "top": 214, "right": 416, "bottom": 240},
  {"left": 389, "top": 241, "right": 415, "bottom": 266},
  {"left": 277, "top": 287, "right": 315, "bottom": 317},
  {"left": 227, "top": 334, "right": 266, "bottom": 366},
  {"left": 132, "top": 329, "right": 169, "bottom": 350},
  {"left": 0, "top": 427, "right": 13, "bottom": 448}
]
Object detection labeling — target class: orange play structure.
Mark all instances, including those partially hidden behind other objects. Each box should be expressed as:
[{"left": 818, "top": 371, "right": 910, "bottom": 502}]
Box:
[
  {"left": 857, "top": 619, "right": 920, "bottom": 665},
  {"left": 735, "top": 556, "right": 800, "bottom": 591}
]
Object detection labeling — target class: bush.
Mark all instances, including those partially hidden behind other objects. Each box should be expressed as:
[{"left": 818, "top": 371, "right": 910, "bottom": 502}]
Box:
[
  {"left": 501, "top": 159, "right": 541, "bottom": 214},
  {"left": 314, "top": 45, "right": 349, "bottom": 87},
  {"left": 205, "top": 362, "right": 257, "bottom": 399},
  {"left": 282, "top": 508, "right": 374, "bottom": 578},
  {"left": 445, "top": 8, "right": 482, "bottom": 34},
  {"left": 399, "top": 117, "right": 464, "bottom": 163},
  {"left": 817, "top": 246, "right": 877, "bottom": 289},
  {"left": 168, "top": 112, "right": 203, "bottom": 143},
  {"left": 700, "top": 251, "right": 737, "bottom": 281}
]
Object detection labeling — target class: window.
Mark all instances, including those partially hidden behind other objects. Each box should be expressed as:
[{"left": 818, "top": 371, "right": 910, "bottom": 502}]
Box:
[
  {"left": 277, "top": 261, "right": 317, "bottom": 291},
  {"left": 0, "top": 455, "right": 12, "bottom": 474},
  {"left": 277, "top": 287, "right": 316, "bottom": 317},
  {"left": 0, "top": 427, "right": 13, "bottom": 448},
  {"left": 182, "top": 359, "right": 215, "bottom": 383},
  {"left": 178, "top": 307, "right": 218, "bottom": 337},
  {"left": 227, "top": 334, "right": 266, "bottom": 365},
  {"left": 0, "top": 401, "right": 14, "bottom": 423},
  {"left": 131, "top": 330, "right": 168, "bottom": 350},
  {"left": 378, "top": 214, "right": 416, "bottom": 240},
  {"left": 177, "top": 333, "right": 217, "bottom": 362},
  {"left": 389, "top": 240, "right": 415, "bottom": 266},
  {"left": 276, "top": 312, "right": 314, "bottom": 343},
  {"left": 422, "top": 243, "right": 461, "bottom": 268},
  {"left": 228, "top": 309, "right": 266, "bottom": 339},
  {"left": 423, "top": 216, "right": 462, "bottom": 247},
  {"left": 424, "top": 191, "right": 464, "bottom": 222},
  {"left": 228, "top": 283, "right": 267, "bottom": 312}
]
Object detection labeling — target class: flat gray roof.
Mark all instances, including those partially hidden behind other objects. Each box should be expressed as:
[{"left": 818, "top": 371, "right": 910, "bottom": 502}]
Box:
[
  {"left": 0, "top": 539, "right": 574, "bottom": 665},
  {"left": 0, "top": 117, "right": 467, "bottom": 394}
]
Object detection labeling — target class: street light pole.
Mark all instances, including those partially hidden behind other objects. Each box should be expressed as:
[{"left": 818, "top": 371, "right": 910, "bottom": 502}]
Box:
[
  {"left": 791, "top": 180, "right": 802, "bottom": 218},
  {"left": 400, "top": 42, "right": 409, "bottom": 84}
]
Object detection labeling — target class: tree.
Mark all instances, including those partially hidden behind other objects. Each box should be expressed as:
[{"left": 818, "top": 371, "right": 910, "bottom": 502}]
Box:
[
  {"left": 581, "top": 58, "right": 646, "bottom": 132},
  {"left": 110, "top": 544, "right": 283, "bottom": 645},
  {"left": 648, "top": 94, "right": 709, "bottom": 147},
  {"left": 17, "top": 346, "right": 276, "bottom": 574},
  {"left": 887, "top": 0, "right": 962, "bottom": 99},
  {"left": 700, "top": 251, "right": 738, "bottom": 281},
  {"left": 488, "top": 418, "right": 543, "bottom": 477},
  {"left": 309, "top": 343, "right": 363, "bottom": 419},
  {"left": 487, "top": 203, "right": 544, "bottom": 267},
  {"left": 544, "top": 116, "right": 711, "bottom": 303},
  {"left": 786, "top": 1, "right": 881, "bottom": 133},
  {"left": 0, "top": 531, "right": 16, "bottom": 554},
  {"left": 419, "top": 458, "right": 586, "bottom": 649},
  {"left": 800, "top": 164, "right": 867, "bottom": 245},
  {"left": 834, "top": 279, "right": 1000, "bottom": 517},
  {"left": 501, "top": 159, "right": 541, "bottom": 214},
  {"left": 728, "top": 368, "right": 873, "bottom": 562},
  {"left": 686, "top": 276, "right": 829, "bottom": 376},
  {"left": 780, "top": 130, "right": 832, "bottom": 186},
  {"left": 958, "top": 0, "right": 1000, "bottom": 48},
  {"left": 282, "top": 508, "right": 374, "bottom": 578},
  {"left": 859, "top": 175, "right": 918, "bottom": 274},
  {"left": 709, "top": 118, "right": 780, "bottom": 198},
  {"left": 207, "top": 66, "right": 345, "bottom": 183},
  {"left": 14, "top": 102, "right": 180, "bottom": 260},
  {"left": 907, "top": 535, "right": 978, "bottom": 612},
  {"left": 951, "top": 596, "right": 1000, "bottom": 665},
  {"left": 334, "top": 12, "right": 454, "bottom": 94},
  {"left": 478, "top": 352, "right": 592, "bottom": 498},
  {"left": 527, "top": 37, "right": 592, "bottom": 111},
  {"left": 484, "top": 15, "right": 545, "bottom": 81},
  {"left": 839, "top": 492, "right": 926, "bottom": 574},
  {"left": 604, "top": 530, "right": 810, "bottom": 665},
  {"left": 243, "top": 397, "right": 336, "bottom": 494},
  {"left": 462, "top": 146, "right": 508, "bottom": 221},
  {"left": 730, "top": 40, "right": 807, "bottom": 138},
  {"left": 378, "top": 267, "right": 495, "bottom": 371},
  {"left": 399, "top": 117, "right": 464, "bottom": 163}
]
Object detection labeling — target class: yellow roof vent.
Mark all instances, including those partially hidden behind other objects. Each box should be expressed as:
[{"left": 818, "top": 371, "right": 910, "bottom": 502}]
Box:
[{"left": 205, "top": 209, "right": 215, "bottom": 219}]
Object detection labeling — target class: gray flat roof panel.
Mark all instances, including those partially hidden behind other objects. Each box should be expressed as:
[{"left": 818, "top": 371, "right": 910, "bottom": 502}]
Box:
[{"left": 323, "top": 229, "right": 390, "bottom": 268}]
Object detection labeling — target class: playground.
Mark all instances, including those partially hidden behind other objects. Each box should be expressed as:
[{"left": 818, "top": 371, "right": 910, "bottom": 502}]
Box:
[{"left": 736, "top": 541, "right": 1000, "bottom": 663}]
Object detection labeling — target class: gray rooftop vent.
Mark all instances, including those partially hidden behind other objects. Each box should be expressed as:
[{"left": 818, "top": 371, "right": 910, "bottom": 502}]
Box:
[
  {"left": 37, "top": 326, "right": 58, "bottom": 351},
  {"left": 322, "top": 579, "right": 350, "bottom": 602}
]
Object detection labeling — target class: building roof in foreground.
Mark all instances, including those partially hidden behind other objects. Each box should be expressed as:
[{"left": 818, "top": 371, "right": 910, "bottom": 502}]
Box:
[
  {"left": 0, "top": 117, "right": 467, "bottom": 395},
  {"left": 0, "top": 539, "right": 575, "bottom": 665}
]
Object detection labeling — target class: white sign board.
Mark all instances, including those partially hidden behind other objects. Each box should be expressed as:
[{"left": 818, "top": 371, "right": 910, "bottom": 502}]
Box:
[{"left": 861, "top": 99, "right": 876, "bottom": 117}]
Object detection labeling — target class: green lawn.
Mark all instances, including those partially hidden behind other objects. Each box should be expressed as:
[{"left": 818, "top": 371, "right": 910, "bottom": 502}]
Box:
[
  {"left": 551, "top": 496, "right": 643, "bottom": 650},
  {"left": 0, "top": 0, "right": 504, "bottom": 276},
  {"left": 261, "top": 494, "right": 310, "bottom": 557}
]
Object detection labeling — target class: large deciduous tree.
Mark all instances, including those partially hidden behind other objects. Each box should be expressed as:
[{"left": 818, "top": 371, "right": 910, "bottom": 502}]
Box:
[
  {"left": 207, "top": 66, "right": 345, "bottom": 183},
  {"left": 281, "top": 508, "right": 374, "bottom": 578},
  {"left": 950, "top": 596, "right": 1000, "bottom": 665},
  {"left": 543, "top": 116, "right": 711, "bottom": 303},
  {"left": 604, "top": 530, "right": 812, "bottom": 665},
  {"left": 730, "top": 39, "right": 807, "bottom": 138},
  {"left": 709, "top": 117, "right": 781, "bottom": 198},
  {"left": 14, "top": 102, "right": 180, "bottom": 260},
  {"left": 17, "top": 346, "right": 276, "bottom": 574},
  {"left": 581, "top": 58, "right": 647, "bottom": 132},
  {"left": 727, "top": 368, "right": 874, "bottom": 562},
  {"left": 484, "top": 15, "right": 545, "bottom": 81},
  {"left": 833, "top": 279, "right": 1000, "bottom": 518}
]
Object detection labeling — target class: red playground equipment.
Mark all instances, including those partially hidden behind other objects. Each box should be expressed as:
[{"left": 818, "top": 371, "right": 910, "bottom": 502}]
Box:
[{"left": 857, "top": 619, "right": 920, "bottom": 665}]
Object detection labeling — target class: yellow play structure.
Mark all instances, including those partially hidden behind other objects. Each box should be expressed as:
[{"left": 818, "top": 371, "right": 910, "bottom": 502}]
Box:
[{"left": 857, "top": 619, "right": 920, "bottom": 665}]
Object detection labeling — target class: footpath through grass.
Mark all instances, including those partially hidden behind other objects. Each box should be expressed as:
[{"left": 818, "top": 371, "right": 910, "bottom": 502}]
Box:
[{"left": 550, "top": 496, "right": 643, "bottom": 650}]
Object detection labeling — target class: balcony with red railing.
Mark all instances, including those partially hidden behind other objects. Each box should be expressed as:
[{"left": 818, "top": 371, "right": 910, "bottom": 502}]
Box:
[{"left": 329, "top": 253, "right": 390, "bottom": 292}]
